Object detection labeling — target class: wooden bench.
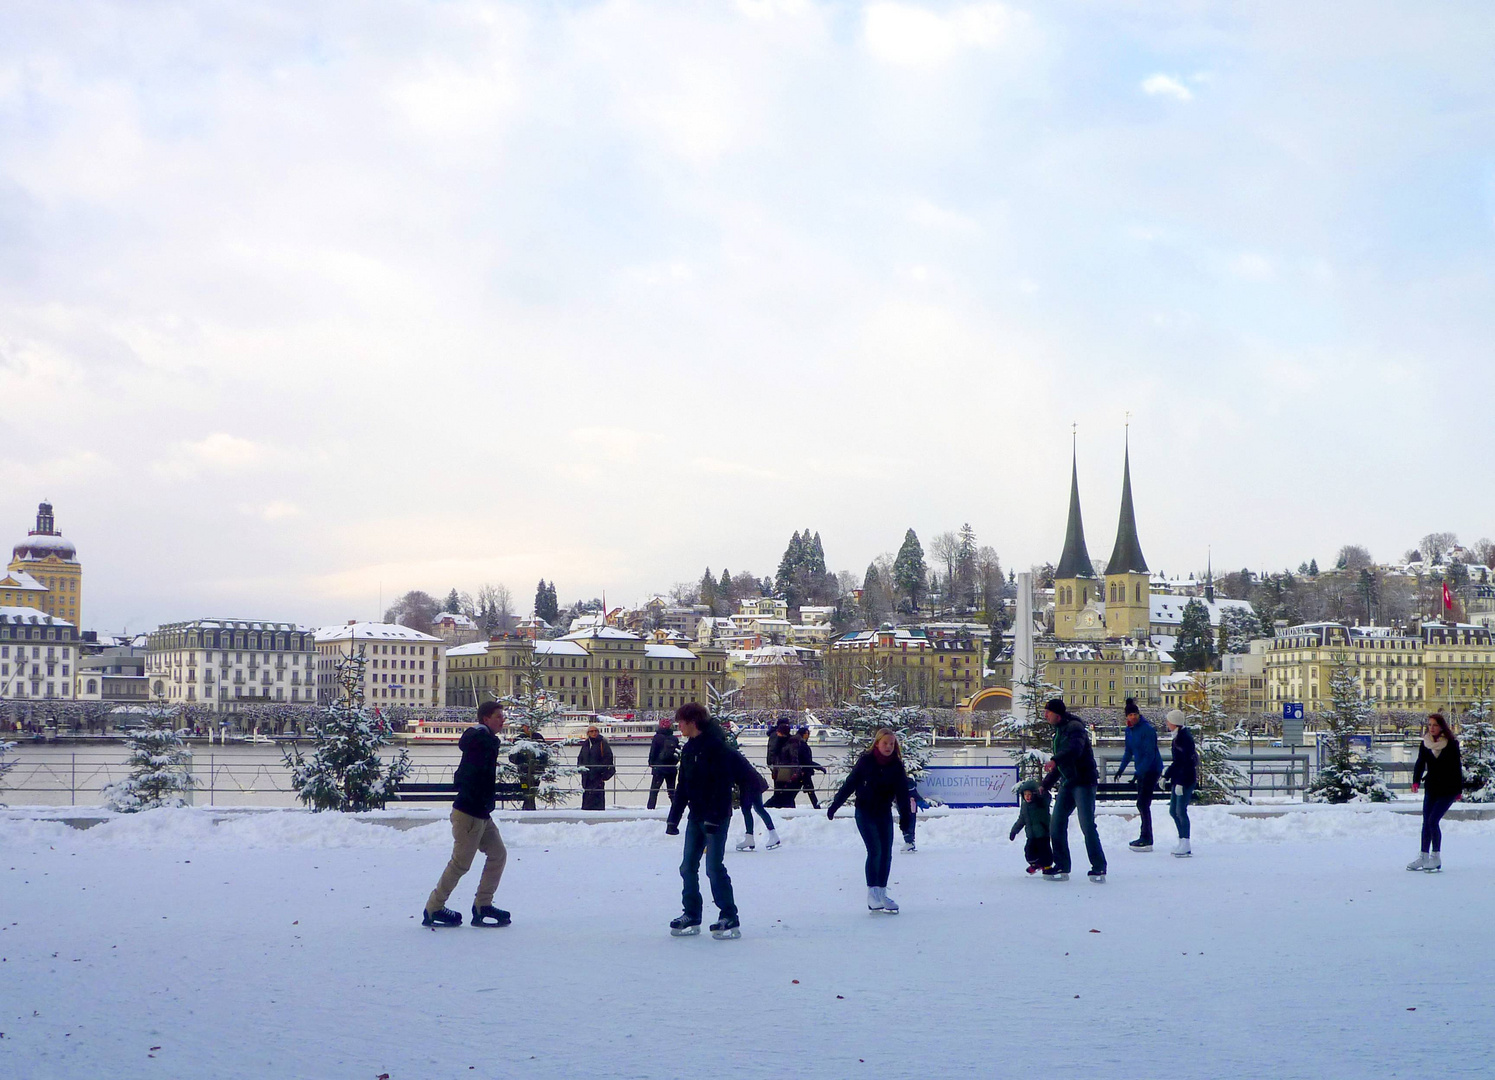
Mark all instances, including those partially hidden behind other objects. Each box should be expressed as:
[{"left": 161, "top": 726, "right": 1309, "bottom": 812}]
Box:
[{"left": 393, "top": 781, "right": 525, "bottom": 804}]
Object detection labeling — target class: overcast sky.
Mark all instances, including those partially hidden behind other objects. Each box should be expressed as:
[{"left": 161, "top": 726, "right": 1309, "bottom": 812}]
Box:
[{"left": 3, "top": 1, "right": 1493, "bottom": 634}]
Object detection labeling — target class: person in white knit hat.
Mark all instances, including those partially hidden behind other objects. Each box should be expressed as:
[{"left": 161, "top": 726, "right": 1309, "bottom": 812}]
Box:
[{"left": 1162, "top": 710, "right": 1197, "bottom": 857}]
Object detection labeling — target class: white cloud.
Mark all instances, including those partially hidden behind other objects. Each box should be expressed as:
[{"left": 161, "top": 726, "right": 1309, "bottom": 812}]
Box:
[
  {"left": 863, "top": 3, "right": 1013, "bottom": 67},
  {"left": 1141, "top": 73, "right": 1193, "bottom": 101},
  {"left": 239, "top": 500, "right": 303, "bottom": 522},
  {"left": 154, "top": 434, "right": 272, "bottom": 480},
  {"left": 1231, "top": 252, "right": 1275, "bottom": 281}
]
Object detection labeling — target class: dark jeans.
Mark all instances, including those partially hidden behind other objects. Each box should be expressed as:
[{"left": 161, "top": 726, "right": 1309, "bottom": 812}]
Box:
[
  {"left": 740, "top": 790, "right": 775, "bottom": 834},
  {"left": 1422, "top": 791, "right": 1457, "bottom": 853},
  {"left": 679, "top": 817, "right": 736, "bottom": 921},
  {"left": 1170, "top": 784, "right": 1195, "bottom": 840},
  {"left": 1024, "top": 835, "right": 1053, "bottom": 868},
  {"left": 646, "top": 768, "right": 676, "bottom": 810},
  {"left": 1134, "top": 769, "right": 1162, "bottom": 844},
  {"left": 855, "top": 805, "right": 895, "bottom": 887},
  {"left": 799, "top": 773, "right": 820, "bottom": 808},
  {"left": 1051, "top": 783, "right": 1106, "bottom": 875}
]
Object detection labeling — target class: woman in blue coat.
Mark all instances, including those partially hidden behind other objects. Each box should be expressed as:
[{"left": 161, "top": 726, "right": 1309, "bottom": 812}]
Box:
[{"left": 1162, "top": 710, "right": 1197, "bottom": 857}]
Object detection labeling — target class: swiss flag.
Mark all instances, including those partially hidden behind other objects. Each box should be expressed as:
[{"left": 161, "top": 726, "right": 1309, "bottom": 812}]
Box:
[{"left": 1443, "top": 581, "right": 1454, "bottom": 611}]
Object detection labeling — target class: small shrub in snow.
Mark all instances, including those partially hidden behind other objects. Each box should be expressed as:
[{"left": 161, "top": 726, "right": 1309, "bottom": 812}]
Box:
[
  {"left": 1181, "top": 697, "right": 1246, "bottom": 805},
  {"left": 833, "top": 665, "right": 931, "bottom": 776},
  {"left": 284, "top": 652, "right": 412, "bottom": 812},
  {"left": 1307, "top": 660, "right": 1392, "bottom": 804},
  {"left": 0, "top": 737, "right": 15, "bottom": 805},
  {"left": 996, "top": 670, "right": 1061, "bottom": 783},
  {"left": 709, "top": 682, "right": 748, "bottom": 750},
  {"left": 1460, "top": 699, "right": 1495, "bottom": 802},
  {"left": 103, "top": 719, "right": 197, "bottom": 812},
  {"left": 500, "top": 651, "right": 572, "bottom": 808}
]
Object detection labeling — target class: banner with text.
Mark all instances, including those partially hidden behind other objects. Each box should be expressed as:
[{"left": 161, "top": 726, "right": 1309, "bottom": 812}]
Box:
[{"left": 917, "top": 765, "right": 1020, "bottom": 808}]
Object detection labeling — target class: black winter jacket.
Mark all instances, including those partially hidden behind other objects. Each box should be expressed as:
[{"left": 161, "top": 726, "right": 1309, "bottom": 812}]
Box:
[
  {"left": 796, "top": 739, "right": 823, "bottom": 773},
  {"left": 1043, "top": 715, "right": 1100, "bottom": 791},
  {"left": 1412, "top": 739, "right": 1463, "bottom": 800},
  {"left": 452, "top": 724, "right": 500, "bottom": 819},
  {"left": 648, "top": 728, "right": 681, "bottom": 769},
  {"left": 829, "top": 751, "right": 914, "bottom": 835},
  {"left": 577, "top": 736, "right": 615, "bottom": 781},
  {"left": 668, "top": 724, "right": 736, "bottom": 828},
  {"left": 1163, "top": 727, "right": 1198, "bottom": 789}
]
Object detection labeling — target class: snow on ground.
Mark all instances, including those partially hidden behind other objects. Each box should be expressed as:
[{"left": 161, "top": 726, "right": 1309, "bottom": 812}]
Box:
[{"left": 3, "top": 806, "right": 1494, "bottom": 1080}]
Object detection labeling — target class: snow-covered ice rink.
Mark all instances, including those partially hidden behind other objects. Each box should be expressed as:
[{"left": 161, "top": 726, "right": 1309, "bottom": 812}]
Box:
[{"left": 3, "top": 805, "right": 1494, "bottom": 1080}]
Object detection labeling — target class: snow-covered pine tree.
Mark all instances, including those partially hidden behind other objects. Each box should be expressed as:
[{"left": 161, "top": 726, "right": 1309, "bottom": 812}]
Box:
[
  {"left": 0, "top": 737, "right": 16, "bottom": 805},
  {"left": 708, "top": 681, "right": 748, "bottom": 750},
  {"left": 500, "top": 650, "right": 570, "bottom": 808},
  {"left": 1460, "top": 697, "right": 1495, "bottom": 802},
  {"left": 103, "top": 711, "right": 197, "bottom": 812},
  {"left": 833, "top": 664, "right": 932, "bottom": 776},
  {"left": 1179, "top": 690, "right": 1246, "bottom": 805},
  {"left": 283, "top": 650, "right": 412, "bottom": 812},
  {"left": 1306, "top": 659, "right": 1392, "bottom": 803},
  {"left": 996, "top": 669, "right": 1062, "bottom": 782}
]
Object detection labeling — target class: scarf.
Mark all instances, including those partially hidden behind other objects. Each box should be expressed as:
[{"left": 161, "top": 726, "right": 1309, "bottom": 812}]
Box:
[{"left": 1423, "top": 734, "right": 1448, "bottom": 757}]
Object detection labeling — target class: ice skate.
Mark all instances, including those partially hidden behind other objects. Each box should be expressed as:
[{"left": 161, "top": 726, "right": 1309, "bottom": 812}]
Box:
[
  {"left": 1128, "top": 839, "right": 1153, "bottom": 852},
  {"left": 471, "top": 904, "right": 511, "bottom": 927},
  {"left": 1088, "top": 870, "right": 1107, "bottom": 883},
  {"left": 735, "top": 835, "right": 755, "bottom": 852},
  {"left": 1424, "top": 853, "right": 1442, "bottom": 872},
  {"left": 669, "top": 914, "right": 702, "bottom": 937},
  {"left": 763, "top": 830, "right": 781, "bottom": 850},
  {"left": 1173, "top": 839, "right": 1192, "bottom": 858},
  {"left": 1406, "top": 853, "right": 1431, "bottom": 871},
  {"left": 878, "top": 888, "right": 899, "bottom": 914},
  {"left": 900, "top": 838, "right": 916, "bottom": 853},
  {"left": 1042, "top": 868, "right": 1069, "bottom": 881},
  {"left": 421, "top": 906, "right": 462, "bottom": 928},
  {"left": 710, "top": 915, "right": 741, "bottom": 940},
  {"left": 867, "top": 886, "right": 885, "bottom": 911}
]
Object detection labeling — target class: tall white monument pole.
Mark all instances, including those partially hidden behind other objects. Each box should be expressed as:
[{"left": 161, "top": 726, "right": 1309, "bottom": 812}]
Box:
[{"left": 1014, "top": 570, "right": 1035, "bottom": 688}]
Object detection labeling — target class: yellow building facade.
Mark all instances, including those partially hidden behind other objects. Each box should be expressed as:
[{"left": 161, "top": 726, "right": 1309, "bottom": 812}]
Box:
[
  {"left": 9, "top": 503, "right": 82, "bottom": 627},
  {"left": 825, "top": 625, "right": 982, "bottom": 708}
]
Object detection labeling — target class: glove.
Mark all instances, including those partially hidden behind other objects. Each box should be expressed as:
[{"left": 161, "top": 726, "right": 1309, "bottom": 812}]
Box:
[
  {"left": 665, "top": 823, "right": 680, "bottom": 836},
  {"left": 1009, "top": 826, "right": 1020, "bottom": 841}
]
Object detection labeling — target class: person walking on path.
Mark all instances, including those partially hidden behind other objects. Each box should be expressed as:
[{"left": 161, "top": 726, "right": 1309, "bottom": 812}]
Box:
[
  {"left": 1008, "top": 778, "right": 1053, "bottom": 874},
  {"left": 507, "top": 724, "right": 551, "bottom": 811},
  {"left": 1408, "top": 713, "right": 1463, "bottom": 872},
  {"left": 646, "top": 718, "right": 681, "bottom": 810},
  {"left": 1115, "top": 698, "right": 1165, "bottom": 852},
  {"left": 795, "top": 725, "right": 825, "bottom": 809},
  {"left": 735, "top": 751, "right": 781, "bottom": 850},
  {"left": 766, "top": 734, "right": 803, "bottom": 808},
  {"left": 577, "top": 726, "right": 616, "bottom": 811},
  {"left": 828, "top": 728, "right": 915, "bottom": 913},
  {"left": 1040, "top": 698, "right": 1107, "bottom": 883},
  {"left": 423, "top": 700, "right": 511, "bottom": 928},
  {"left": 766, "top": 718, "right": 792, "bottom": 767},
  {"left": 665, "top": 703, "right": 740, "bottom": 939},
  {"left": 1162, "top": 710, "right": 1197, "bottom": 857}
]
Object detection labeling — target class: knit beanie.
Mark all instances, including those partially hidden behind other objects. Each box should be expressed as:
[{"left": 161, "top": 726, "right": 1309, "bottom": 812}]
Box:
[
  {"left": 1045, "top": 698, "right": 1067, "bottom": 716},
  {"left": 1165, "top": 710, "right": 1185, "bottom": 729}
]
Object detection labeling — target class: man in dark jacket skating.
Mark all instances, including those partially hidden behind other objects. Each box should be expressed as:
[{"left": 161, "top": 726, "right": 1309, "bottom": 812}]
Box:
[
  {"left": 423, "top": 700, "right": 510, "bottom": 928},
  {"left": 1041, "top": 698, "right": 1107, "bottom": 882},
  {"left": 1115, "top": 698, "right": 1165, "bottom": 852},
  {"left": 666, "top": 702, "right": 740, "bottom": 939},
  {"left": 646, "top": 718, "right": 681, "bottom": 810}
]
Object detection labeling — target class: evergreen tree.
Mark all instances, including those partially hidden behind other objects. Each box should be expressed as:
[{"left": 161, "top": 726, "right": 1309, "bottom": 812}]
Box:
[
  {"left": 996, "top": 669, "right": 1062, "bottom": 782},
  {"left": 1180, "top": 689, "right": 1245, "bottom": 805},
  {"left": 103, "top": 714, "right": 198, "bottom": 812},
  {"left": 833, "top": 664, "right": 932, "bottom": 776},
  {"left": 699, "top": 568, "right": 718, "bottom": 615},
  {"left": 808, "top": 533, "right": 827, "bottom": 575},
  {"left": 501, "top": 651, "right": 570, "bottom": 808},
  {"left": 0, "top": 737, "right": 17, "bottom": 806},
  {"left": 892, "top": 529, "right": 928, "bottom": 615},
  {"left": 777, "top": 532, "right": 807, "bottom": 609},
  {"left": 1306, "top": 659, "right": 1392, "bottom": 803},
  {"left": 719, "top": 569, "right": 734, "bottom": 609},
  {"left": 545, "top": 582, "right": 560, "bottom": 624},
  {"left": 1173, "top": 599, "right": 1218, "bottom": 671},
  {"left": 861, "top": 562, "right": 889, "bottom": 625},
  {"left": 533, "top": 580, "right": 549, "bottom": 621},
  {"left": 1308, "top": 558, "right": 1319, "bottom": 576},
  {"left": 1219, "top": 606, "right": 1264, "bottom": 653},
  {"left": 284, "top": 651, "right": 413, "bottom": 812},
  {"left": 444, "top": 588, "right": 463, "bottom": 614},
  {"left": 708, "top": 681, "right": 749, "bottom": 750},
  {"left": 1460, "top": 698, "right": 1495, "bottom": 802}
]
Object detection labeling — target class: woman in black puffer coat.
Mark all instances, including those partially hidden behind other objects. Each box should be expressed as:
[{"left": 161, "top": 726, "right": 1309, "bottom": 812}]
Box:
[
  {"left": 828, "top": 729, "right": 914, "bottom": 914},
  {"left": 1408, "top": 713, "right": 1462, "bottom": 872}
]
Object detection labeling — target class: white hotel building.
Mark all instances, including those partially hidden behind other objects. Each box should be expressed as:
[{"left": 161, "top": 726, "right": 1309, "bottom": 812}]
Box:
[{"left": 313, "top": 622, "right": 446, "bottom": 708}]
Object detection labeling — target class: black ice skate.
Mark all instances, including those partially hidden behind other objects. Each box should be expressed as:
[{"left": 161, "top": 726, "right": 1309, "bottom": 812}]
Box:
[
  {"left": 422, "top": 906, "right": 462, "bottom": 928},
  {"left": 472, "top": 904, "right": 511, "bottom": 927},
  {"left": 669, "top": 914, "right": 702, "bottom": 937},
  {"left": 710, "top": 915, "right": 741, "bottom": 940}
]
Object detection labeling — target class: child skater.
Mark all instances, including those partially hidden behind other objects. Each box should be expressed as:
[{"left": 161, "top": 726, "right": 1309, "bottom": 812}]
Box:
[{"left": 1009, "top": 778, "right": 1053, "bottom": 874}]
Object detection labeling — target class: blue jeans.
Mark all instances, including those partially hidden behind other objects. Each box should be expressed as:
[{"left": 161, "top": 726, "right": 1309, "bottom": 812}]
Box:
[
  {"left": 679, "top": 817, "right": 736, "bottom": 921},
  {"left": 1170, "top": 784, "right": 1195, "bottom": 840},
  {"left": 855, "top": 806, "right": 895, "bottom": 887},
  {"left": 1422, "top": 792, "right": 1457, "bottom": 853},
  {"left": 1050, "top": 783, "right": 1106, "bottom": 875},
  {"left": 740, "top": 790, "right": 775, "bottom": 834}
]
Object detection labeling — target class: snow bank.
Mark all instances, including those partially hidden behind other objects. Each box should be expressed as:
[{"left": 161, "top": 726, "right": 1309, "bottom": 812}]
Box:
[{"left": 0, "top": 802, "right": 1478, "bottom": 853}]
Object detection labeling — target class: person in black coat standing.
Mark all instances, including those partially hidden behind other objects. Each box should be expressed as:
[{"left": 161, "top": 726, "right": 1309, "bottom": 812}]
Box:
[
  {"left": 1162, "top": 710, "right": 1198, "bottom": 857},
  {"left": 577, "top": 726, "right": 616, "bottom": 810},
  {"left": 1408, "top": 713, "right": 1463, "bottom": 872},
  {"left": 665, "top": 703, "right": 740, "bottom": 938},
  {"left": 828, "top": 729, "right": 915, "bottom": 913},
  {"left": 1040, "top": 698, "right": 1107, "bottom": 882},
  {"left": 646, "top": 718, "right": 681, "bottom": 810},
  {"left": 423, "top": 700, "right": 511, "bottom": 928},
  {"left": 795, "top": 725, "right": 824, "bottom": 809}
]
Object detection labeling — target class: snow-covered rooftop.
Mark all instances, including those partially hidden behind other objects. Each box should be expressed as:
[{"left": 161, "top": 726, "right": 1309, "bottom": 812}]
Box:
[
  {"left": 1148, "top": 595, "right": 1254, "bottom": 628},
  {"left": 0, "top": 569, "right": 48, "bottom": 591},
  {"left": 562, "top": 626, "right": 641, "bottom": 642},
  {"left": 314, "top": 622, "right": 442, "bottom": 644},
  {"left": 644, "top": 644, "right": 697, "bottom": 659},
  {"left": 536, "top": 641, "right": 589, "bottom": 657},
  {"left": 0, "top": 605, "right": 71, "bottom": 626}
]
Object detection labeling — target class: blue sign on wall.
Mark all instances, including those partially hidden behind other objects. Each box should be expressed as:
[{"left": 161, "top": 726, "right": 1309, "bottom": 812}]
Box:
[{"left": 916, "top": 765, "right": 1020, "bottom": 808}]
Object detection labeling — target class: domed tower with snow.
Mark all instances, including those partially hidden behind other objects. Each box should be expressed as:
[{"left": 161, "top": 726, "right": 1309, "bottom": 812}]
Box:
[{"left": 9, "top": 502, "right": 83, "bottom": 626}]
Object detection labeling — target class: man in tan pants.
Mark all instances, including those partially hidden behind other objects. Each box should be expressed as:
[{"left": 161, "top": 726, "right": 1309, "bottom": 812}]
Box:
[{"left": 423, "top": 701, "right": 511, "bottom": 927}]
